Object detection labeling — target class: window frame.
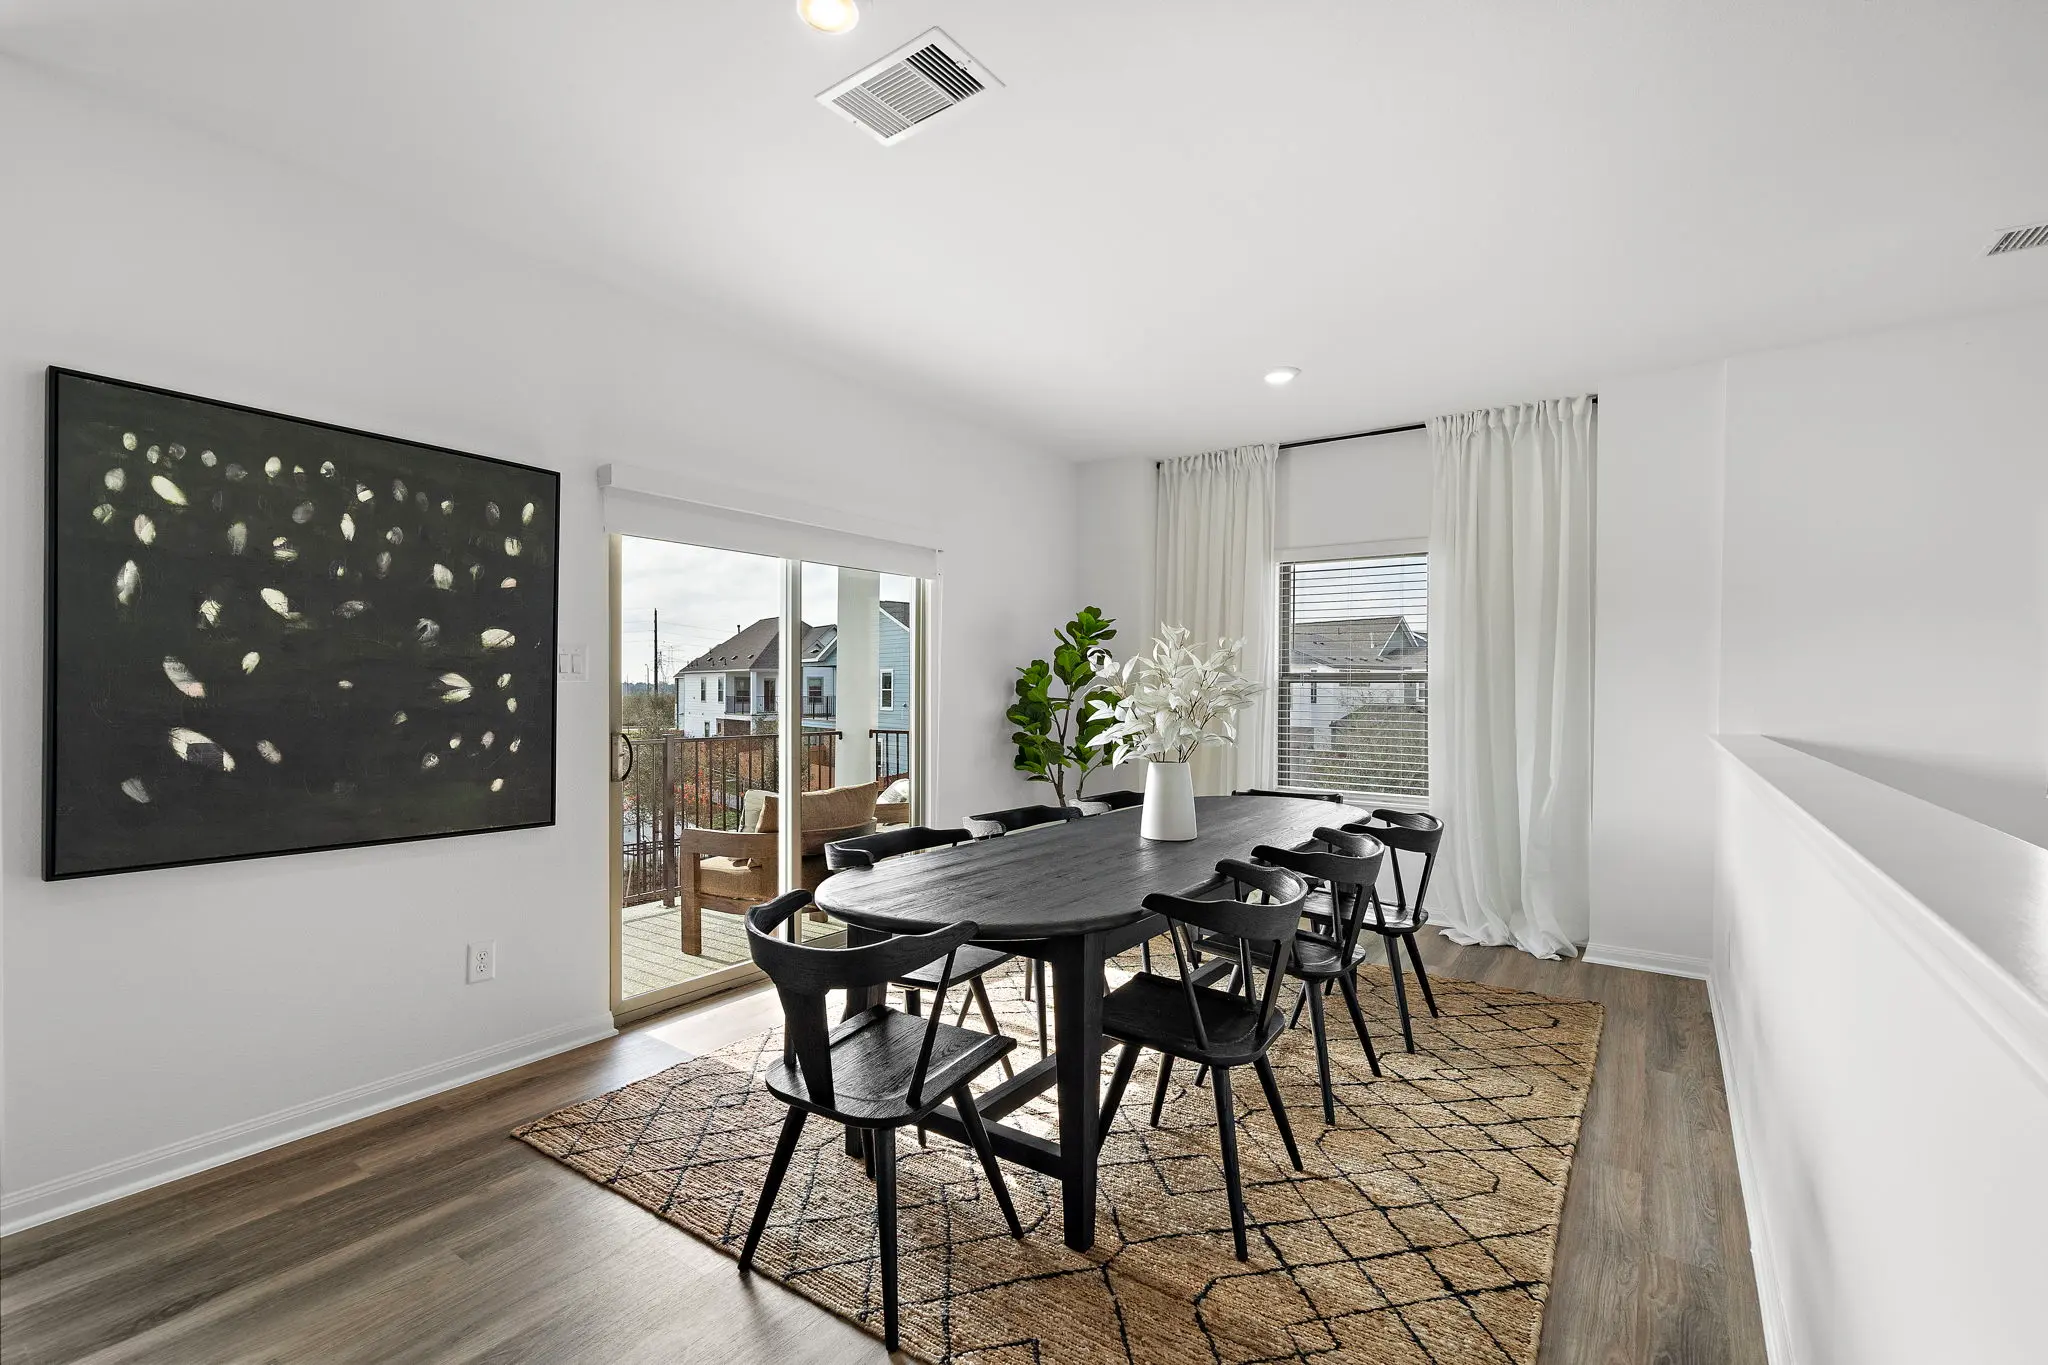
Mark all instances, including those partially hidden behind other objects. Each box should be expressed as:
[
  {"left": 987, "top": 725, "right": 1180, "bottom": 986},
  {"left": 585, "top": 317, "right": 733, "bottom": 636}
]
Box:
[
  {"left": 1273, "top": 540, "right": 1431, "bottom": 807},
  {"left": 878, "top": 667, "right": 895, "bottom": 711}
]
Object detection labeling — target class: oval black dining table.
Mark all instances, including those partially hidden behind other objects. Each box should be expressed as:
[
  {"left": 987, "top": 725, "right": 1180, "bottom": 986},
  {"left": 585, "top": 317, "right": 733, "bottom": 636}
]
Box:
[{"left": 814, "top": 793, "right": 1367, "bottom": 1251}]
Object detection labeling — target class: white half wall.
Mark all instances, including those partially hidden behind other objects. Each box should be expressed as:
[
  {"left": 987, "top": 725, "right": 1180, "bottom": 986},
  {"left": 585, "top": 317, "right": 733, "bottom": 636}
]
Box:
[
  {"left": 0, "top": 64, "right": 1079, "bottom": 1231},
  {"left": 1586, "top": 363, "right": 1726, "bottom": 971},
  {"left": 1713, "top": 737, "right": 2048, "bottom": 1365}
]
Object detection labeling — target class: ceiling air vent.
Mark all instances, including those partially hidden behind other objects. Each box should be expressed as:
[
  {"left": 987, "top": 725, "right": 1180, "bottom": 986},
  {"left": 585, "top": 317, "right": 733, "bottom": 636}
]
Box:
[
  {"left": 817, "top": 28, "right": 1002, "bottom": 145},
  {"left": 1987, "top": 221, "right": 2048, "bottom": 256}
]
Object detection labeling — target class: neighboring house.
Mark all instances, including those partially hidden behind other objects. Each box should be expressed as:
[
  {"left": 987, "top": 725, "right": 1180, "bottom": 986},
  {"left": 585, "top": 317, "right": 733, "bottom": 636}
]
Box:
[
  {"left": 1282, "top": 613, "right": 1428, "bottom": 749},
  {"left": 673, "top": 601, "right": 912, "bottom": 738}
]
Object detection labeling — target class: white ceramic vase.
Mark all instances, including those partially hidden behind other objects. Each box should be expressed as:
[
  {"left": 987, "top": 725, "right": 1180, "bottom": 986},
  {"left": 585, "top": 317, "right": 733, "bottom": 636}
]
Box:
[{"left": 1140, "top": 759, "right": 1198, "bottom": 841}]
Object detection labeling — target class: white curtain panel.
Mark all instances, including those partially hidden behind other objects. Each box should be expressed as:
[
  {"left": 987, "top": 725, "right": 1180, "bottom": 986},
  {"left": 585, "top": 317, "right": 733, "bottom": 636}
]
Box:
[
  {"left": 1426, "top": 397, "right": 1596, "bottom": 958},
  {"left": 1154, "top": 444, "right": 1279, "bottom": 796}
]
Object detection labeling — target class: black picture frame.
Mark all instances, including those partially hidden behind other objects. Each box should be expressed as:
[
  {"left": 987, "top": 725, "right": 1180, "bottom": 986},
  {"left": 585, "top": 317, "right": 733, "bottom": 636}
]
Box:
[{"left": 43, "top": 367, "right": 562, "bottom": 880}]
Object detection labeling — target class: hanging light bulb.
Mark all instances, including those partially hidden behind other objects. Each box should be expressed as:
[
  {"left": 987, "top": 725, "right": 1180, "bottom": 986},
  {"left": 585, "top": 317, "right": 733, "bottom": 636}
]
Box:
[{"left": 797, "top": 0, "right": 860, "bottom": 34}]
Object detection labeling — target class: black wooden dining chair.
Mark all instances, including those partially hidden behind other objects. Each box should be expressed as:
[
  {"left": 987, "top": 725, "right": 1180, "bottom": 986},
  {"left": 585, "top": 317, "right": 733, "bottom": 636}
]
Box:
[
  {"left": 1233, "top": 788, "right": 1345, "bottom": 803},
  {"left": 963, "top": 803, "right": 1083, "bottom": 838},
  {"left": 1244, "top": 830, "right": 1386, "bottom": 1119},
  {"left": 1341, "top": 808, "right": 1445, "bottom": 1052},
  {"left": 739, "top": 890, "right": 1023, "bottom": 1352},
  {"left": 961, "top": 803, "right": 1082, "bottom": 1040},
  {"left": 1074, "top": 789, "right": 1143, "bottom": 814},
  {"left": 826, "top": 825, "right": 1025, "bottom": 1075},
  {"left": 1095, "top": 859, "right": 1310, "bottom": 1260}
]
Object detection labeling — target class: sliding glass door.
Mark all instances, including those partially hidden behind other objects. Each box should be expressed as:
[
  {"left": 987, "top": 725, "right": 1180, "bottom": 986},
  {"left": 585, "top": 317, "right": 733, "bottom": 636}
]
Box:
[{"left": 609, "top": 537, "right": 927, "bottom": 1023}]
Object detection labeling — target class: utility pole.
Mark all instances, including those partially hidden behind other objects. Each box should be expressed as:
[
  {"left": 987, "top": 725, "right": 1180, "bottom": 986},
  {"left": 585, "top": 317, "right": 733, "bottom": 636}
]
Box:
[{"left": 652, "top": 608, "right": 661, "bottom": 703}]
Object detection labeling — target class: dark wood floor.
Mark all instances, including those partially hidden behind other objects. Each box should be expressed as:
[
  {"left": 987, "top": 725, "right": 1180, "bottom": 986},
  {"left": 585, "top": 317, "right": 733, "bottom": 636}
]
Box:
[{"left": 0, "top": 939, "right": 1766, "bottom": 1364}]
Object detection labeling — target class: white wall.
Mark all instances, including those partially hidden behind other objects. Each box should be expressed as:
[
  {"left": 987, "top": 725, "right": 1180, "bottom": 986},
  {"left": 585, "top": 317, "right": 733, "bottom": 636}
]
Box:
[
  {"left": 1717, "top": 306, "right": 2048, "bottom": 839},
  {"left": 0, "top": 65, "right": 1079, "bottom": 1230},
  {"left": 1585, "top": 364, "right": 1726, "bottom": 972},
  {"left": 1588, "top": 302, "right": 2048, "bottom": 968}
]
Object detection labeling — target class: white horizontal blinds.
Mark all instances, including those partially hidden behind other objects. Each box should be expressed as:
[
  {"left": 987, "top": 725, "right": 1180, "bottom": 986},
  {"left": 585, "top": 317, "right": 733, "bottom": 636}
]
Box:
[
  {"left": 1275, "top": 553, "right": 1429, "bottom": 801},
  {"left": 597, "top": 463, "right": 940, "bottom": 579}
]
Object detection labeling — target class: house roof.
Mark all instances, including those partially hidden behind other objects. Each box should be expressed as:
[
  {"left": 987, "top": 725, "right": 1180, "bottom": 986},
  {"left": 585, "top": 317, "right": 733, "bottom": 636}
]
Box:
[
  {"left": 1289, "top": 615, "right": 1428, "bottom": 672},
  {"left": 675, "top": 603, "right": 910, "bottom": 677},
  {"left": 677, "top": 617, "right": 832, "bottom": 674}
]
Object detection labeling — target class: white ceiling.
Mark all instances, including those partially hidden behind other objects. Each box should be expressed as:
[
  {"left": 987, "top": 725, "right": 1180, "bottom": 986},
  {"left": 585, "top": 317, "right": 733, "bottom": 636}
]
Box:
[{"left": 5, "top": 0, "right": 2046, "bottom": 458}]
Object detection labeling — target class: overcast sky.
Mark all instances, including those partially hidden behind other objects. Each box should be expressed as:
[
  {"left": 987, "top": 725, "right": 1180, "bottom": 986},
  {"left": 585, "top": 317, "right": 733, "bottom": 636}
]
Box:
[{"left": 619, "top": 538, "right": 915, "bottom": 688}]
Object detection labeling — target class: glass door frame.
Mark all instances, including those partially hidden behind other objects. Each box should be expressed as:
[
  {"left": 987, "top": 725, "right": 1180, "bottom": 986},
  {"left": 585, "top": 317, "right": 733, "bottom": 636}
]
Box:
[{"left": 608, "top": 537, "right": 930, "bottom": 1026}]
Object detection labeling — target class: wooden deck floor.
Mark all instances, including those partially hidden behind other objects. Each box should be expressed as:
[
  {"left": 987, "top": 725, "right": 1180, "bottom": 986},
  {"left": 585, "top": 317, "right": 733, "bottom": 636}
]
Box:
[
  {"left": 619, "top": 902, "right": 749, "bottom": 998},
  {"left": 0, "top": 938, "right": 1767, "bottom": 1364}
]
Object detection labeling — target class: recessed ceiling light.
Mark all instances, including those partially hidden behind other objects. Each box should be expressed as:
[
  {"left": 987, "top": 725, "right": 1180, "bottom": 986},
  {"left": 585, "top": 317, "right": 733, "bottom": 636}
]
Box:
[
  {"left": 1264, "top": 367, "right": 1300, "bottom": 386},
  {"left": 798, "top": 0, "right": 860, "bottom": 34}
]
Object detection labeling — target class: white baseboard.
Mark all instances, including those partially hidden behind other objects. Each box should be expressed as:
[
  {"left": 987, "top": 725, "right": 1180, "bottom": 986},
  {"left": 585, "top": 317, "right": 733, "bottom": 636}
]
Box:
[
  {"left": 0, "top": 1016, "right": 617, "bottom": 1238},
  {"left": 1581, "top": 942, "right": 1711, "bottom": 980},
  {"left": 1708, "top": 973, "right": 1797, "bottom": 1365}
]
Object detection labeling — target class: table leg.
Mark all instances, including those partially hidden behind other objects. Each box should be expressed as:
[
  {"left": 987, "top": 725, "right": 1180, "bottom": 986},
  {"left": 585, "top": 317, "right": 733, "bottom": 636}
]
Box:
[
  {"left": 1051, "top": 930, "right": 1107, "bottom": 1251},
  {"left": 843, "top": 921, "right": 890, "bottom": 1157}
]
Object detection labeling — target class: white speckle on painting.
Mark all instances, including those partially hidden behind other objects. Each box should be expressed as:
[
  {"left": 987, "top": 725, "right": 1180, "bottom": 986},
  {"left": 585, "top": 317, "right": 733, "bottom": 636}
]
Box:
[
  {"left": 521, "top": 502, "right": 534, "bottom": 525},
  {"left": 355, "top": 483, "right": 374, "bottom": 503},
  {"left": 340, "top": 512, "right": 355, "bottom": 541},
  {"left": 439, "top": 672, "right": 472, "bottom": 702},
  {"left": 448, "top": 734, "right": 462, "bottom": 749},
  {"left": 485, "top": 502, "right": 501, "bottom": 525},
  {"left": 242, "top": 652, "right": 260, "bottom": 673},
  {"left": 375, "top": 550, "right": 392, "bottom": 576},
  {"left": 105, "top": 468, "right": 126, "bottom": 492},
  {"left": 260, "top": 588, "right": 300, "bottom": 620},
  {"left": 385, "top": 526, "right": 404, "bottom": 545},
  {"left": 258, "top": 740, "right": 283, "bottom": 764},
  {"left": 93, "top": 504, "right": 115, "bottom": 524},
  {"left": 132, "top": 514, "right": 155, "bottom": 544},
  {"left": 439, "top": 499, "right": 454, "bottom": 515},
  {"left": 431, "top": 563, "right": 453, "bottom": 589},
  {"left": 169, "top": 727, "right": 234, "bottom": 771},
  {"left": 162, "top": 656, "right": 205, "bottom": 698},
  {"left": 320, "top": 460, "right": 336, "bottom": 478},
  {"left": 226, "top": 522, "right": 247, "bottom": 554},
  {"left": 480, "top": 731, "right": 494, "bottom": 748},
  {"left": 149, "top": 475, "right": 186, "bottom": 505},
  {"left": 505, "top": 697, "right": 518, "bottom": 714},
  {"left": 421, "top": 751, "right": 440, "bottom": 770},
  {"left": 495, "top": 673, "right": 511, "bottom": 688},
  {"left": 415, "top": 618, "right": 441, "bottom": 646},
  {"left": 264, "top": 457, "right": 283, "bottom": 479},
  {"left": 121, "top": 776, "right": 150, "bottom": 802},
  {"left": 490, "top": 778, "right": 505, "bottom": 793},
  {"left": 121, "top": 432, "right": 137, "bottom": 451},
  {"left": 115, "top": 560, "right": 140, "bottom": 605},
  {"left": 292, "top": 501, "right": 316, "bottom": 524},
  {"left": 509, "top": 737, "right": 522, "bottom": 753},
  {"left": 198, "top": 597, "right": 221, "bottom": 627},
  {"left": 200, "top": 450, "right": 217, "bottom": 467},
  {"left": 271, "top": 537, "right": 298, "bottom": 562},
  {"left": 335, "top": 600, "right": 367, "bottom": 618},
  {"left": 481, "top": 629, "right": 515, "bottom": 650},
  {"left": 503, "top": 537, "right": 521, "bottom": 556},
  {"left": 337, "top": 679, "right": 354, "bottom": 690},
  {"left": 393, "top": 710, "right": 407, "bottom": 725},
  {"left": 392, "top": 480, "right": 407, "bottom": 502},
  {"left": 225, "top": 463, "right": 246, "bottom": 482},
  {"left": 499, "top": 577, "right": 517, "bottom": 589}
]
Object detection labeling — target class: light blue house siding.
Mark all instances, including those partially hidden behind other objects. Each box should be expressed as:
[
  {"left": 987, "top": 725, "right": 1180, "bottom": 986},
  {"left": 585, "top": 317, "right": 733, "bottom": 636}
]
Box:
[{"left": 875, "top": 610, "right": 912, "bottom": 733}]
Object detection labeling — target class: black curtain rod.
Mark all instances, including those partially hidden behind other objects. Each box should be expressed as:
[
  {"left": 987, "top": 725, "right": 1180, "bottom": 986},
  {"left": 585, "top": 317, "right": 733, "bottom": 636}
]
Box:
[
  {"left": 1155, "top": 396, "right": 1596, "bottom": 465},
  {"left": 1279, "top": 421, "right": 1424, "bottom": 450}
]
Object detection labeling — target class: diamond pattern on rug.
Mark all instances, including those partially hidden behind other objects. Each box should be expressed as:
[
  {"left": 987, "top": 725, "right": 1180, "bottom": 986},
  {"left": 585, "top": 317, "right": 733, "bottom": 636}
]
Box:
[{"left": 515, "top": 956, "right": 1602, "bottom": 1365}]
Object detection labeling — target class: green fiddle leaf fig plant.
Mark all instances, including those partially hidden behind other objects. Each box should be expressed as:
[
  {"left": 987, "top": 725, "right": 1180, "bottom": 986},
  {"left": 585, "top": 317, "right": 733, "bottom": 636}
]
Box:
[{"left": 1006, "top": 606, "right": 1120, "bottom": 805}]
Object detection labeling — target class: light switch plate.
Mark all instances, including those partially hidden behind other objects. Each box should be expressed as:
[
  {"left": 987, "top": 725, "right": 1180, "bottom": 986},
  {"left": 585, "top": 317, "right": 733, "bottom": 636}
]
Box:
[{"left": 557, "top": 645, "right": 588, "bottom": 681}]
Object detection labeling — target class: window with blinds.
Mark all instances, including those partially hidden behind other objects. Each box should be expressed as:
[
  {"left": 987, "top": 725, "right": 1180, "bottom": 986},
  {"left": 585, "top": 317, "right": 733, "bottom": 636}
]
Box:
[{"left": 1276, "top": 553, "right": 1429, "bottom": 800}]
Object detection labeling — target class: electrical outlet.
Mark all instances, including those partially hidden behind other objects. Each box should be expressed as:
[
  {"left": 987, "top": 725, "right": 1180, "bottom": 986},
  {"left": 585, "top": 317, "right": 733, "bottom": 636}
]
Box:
[{"left": 467, "top": 940, "right": 497, "bottom": 984}]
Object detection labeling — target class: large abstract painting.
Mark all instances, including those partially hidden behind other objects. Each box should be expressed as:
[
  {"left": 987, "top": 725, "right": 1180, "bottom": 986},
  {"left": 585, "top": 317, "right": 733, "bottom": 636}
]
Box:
[{"left": 43, "top": 368, "right": 559, "bottom": 879}]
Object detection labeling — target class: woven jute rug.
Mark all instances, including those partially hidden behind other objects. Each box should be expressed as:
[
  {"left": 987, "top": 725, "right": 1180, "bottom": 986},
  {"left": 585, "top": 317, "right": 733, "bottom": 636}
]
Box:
[{"left": 515, "top": 954, "right": 1603, "bottom": 1365}]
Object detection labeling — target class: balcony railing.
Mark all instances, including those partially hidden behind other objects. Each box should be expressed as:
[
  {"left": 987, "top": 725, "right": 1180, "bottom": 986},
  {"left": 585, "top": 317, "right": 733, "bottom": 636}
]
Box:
[{"left": 620, "top": 728, "right": 911, "bottom": 909}]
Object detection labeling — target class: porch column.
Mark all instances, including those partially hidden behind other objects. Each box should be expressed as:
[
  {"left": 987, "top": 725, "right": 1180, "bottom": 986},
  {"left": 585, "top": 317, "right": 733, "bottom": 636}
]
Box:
[{"left": 835, "top": 570, "right": 880, "bottom": 787}]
